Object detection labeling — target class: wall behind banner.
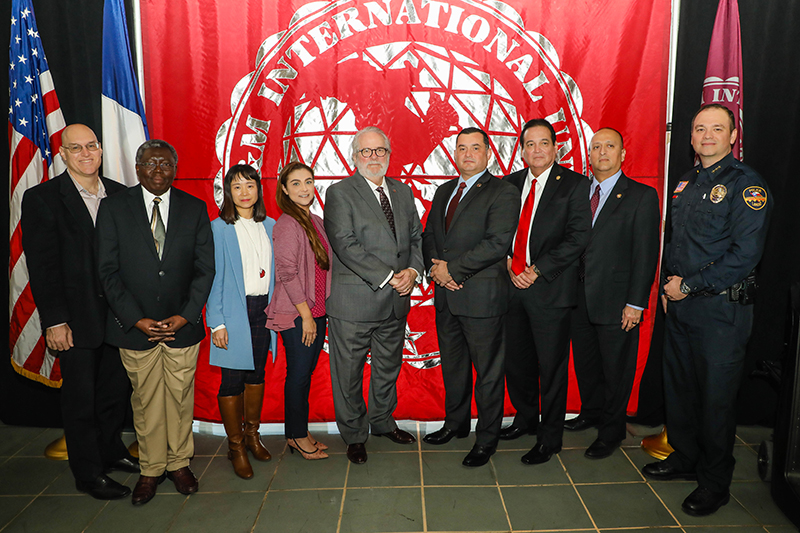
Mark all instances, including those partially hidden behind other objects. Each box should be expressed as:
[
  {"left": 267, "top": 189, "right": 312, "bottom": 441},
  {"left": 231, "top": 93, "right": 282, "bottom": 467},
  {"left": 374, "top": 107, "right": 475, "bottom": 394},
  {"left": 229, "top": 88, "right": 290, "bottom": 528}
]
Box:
[{"left": 3, "top": 0, "right": 798, "bottom": 428}]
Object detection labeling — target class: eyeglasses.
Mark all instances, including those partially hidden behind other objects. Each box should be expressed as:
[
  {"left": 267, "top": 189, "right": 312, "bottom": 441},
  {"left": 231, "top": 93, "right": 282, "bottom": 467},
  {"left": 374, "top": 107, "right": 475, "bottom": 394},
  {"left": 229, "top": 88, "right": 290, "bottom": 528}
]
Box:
[
  {"left": 137, "top": 161, "right": 176, "bottom": 171},
  {"left": 357, "top": 147, "right": 389, "bottom": 158},
  {"left": 64, "top": 142, "right": 101, "bottom": 153}
]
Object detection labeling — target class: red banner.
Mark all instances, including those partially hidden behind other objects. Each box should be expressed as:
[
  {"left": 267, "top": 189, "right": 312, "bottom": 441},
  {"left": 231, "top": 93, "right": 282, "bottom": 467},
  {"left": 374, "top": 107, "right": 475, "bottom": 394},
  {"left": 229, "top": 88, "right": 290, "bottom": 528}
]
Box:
[{"left": 140, "top": 0, "right": 672, "bottom": 423}]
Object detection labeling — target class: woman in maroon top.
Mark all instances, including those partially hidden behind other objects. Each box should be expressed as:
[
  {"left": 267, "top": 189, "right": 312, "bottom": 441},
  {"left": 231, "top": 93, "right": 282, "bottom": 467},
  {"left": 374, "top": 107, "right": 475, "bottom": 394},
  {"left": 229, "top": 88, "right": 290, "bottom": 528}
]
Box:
[{"left": 265, "top": 162, "right": 331, "bottom": 459}]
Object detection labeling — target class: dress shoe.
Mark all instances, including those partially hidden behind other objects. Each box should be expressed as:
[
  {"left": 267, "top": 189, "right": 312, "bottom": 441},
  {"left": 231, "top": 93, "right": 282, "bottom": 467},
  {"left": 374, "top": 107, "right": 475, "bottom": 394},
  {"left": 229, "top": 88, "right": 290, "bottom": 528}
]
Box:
[
  {"left": 346, "top": 443, "right": 367, "bottom": 464},
  {"left": 167, "top": 466, "right": 198, "bottom": 495},
  {"left": 584, "top": 438, "right": 621, "bottom": 459},
  {"left": 131, "top": 473, "right": 166, "bottom": 506},
  {"left": 681, "top": 486, "right": 730, "bottom": 516},
  {"left": 563, "top": 416, "right": 598, "bottom": 432},
  {"left": 105, "top": 456, "right": 140, "bottom": 474},
  {"left": 422, "top": 426, "right": 470, "bottom": 445},
  {"left": 462, "top": 445, "right": 495, "bottom": 467},
  {"left": 374, "top": 428, "right": 416, "bottom": 444},
  {"left": 641, "top": 461, "right": 697, "bottom": 481},
  {"left": 499, "top": 425, "right": 536, "bottom": 440},
  {"left": 521, "top": 442, "right": 561, "bottom": 465},
  {"left": 75, "top": 474, "right": 131, "bottom": 500}
]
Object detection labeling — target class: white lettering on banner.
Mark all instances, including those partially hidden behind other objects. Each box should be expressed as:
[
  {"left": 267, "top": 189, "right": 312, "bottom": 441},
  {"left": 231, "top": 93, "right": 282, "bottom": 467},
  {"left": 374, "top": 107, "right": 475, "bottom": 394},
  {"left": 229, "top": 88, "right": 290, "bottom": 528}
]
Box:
[
  {"left": 240, "top": 116, "right": 271, "bottom": 168},
  {"left": 711, "top": 87, "right": 739, "bottom": 103}
]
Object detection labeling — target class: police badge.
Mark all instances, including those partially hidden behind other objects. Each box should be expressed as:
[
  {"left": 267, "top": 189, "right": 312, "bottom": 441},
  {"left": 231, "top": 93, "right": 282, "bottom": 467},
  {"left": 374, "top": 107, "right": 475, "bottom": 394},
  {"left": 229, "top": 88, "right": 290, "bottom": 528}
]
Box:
[{"left": 710, "top": 184, "right": 727, "bottom": 204}]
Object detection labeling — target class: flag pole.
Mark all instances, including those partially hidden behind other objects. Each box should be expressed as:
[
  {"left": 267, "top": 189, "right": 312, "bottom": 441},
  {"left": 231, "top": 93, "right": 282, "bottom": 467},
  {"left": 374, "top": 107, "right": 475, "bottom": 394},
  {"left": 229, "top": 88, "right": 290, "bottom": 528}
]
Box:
[{"left": 132, "top": 0, "right": 146, "bottom": 109}]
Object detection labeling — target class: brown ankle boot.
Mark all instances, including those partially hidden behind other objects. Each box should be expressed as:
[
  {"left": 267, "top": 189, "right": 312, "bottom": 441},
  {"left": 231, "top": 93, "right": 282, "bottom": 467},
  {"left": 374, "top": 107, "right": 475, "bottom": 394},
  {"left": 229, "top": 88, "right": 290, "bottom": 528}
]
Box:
[
  {"left": 243, "top": 383, "right": 271, "bottom": 461},
  {"left": 218, "top": 394, "right": 254, "bottom": 479}
]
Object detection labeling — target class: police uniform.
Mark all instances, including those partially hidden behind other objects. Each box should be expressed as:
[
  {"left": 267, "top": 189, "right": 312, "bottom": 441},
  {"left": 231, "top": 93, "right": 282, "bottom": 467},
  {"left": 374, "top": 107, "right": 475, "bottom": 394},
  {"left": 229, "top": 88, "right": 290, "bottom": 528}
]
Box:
[{"left": 662, "top": 152, "right": 770, "bottom": 493}]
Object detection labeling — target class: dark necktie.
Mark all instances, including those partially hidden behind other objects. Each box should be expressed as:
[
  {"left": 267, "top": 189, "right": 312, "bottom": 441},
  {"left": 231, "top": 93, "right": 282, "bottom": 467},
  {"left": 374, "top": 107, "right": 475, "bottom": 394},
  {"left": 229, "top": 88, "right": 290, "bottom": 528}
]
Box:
[
  {"left": 376, "top": 186, "right": 395, "bottom": 237},
  {"left": 579, "top": 185, "right": 602, "bottom": 281},
  {"left": 445, "top": 182, "right": 466, "bottom": 233},
  {"left": 511, "top": 178, "right": 537, "bottom": 275},
  {"left": 151, "top": 197, "right": 166, "bottom": 259}
]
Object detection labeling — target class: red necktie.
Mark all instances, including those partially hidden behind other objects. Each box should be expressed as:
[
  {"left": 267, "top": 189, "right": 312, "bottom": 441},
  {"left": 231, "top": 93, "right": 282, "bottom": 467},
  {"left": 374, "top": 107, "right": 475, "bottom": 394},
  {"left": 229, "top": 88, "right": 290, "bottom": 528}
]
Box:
[
  {"left": 445, "top": 182, "right": 466, "bottom": 233},
  {"left": 511, "top": 178, "right": 536, "bottom": 276}
]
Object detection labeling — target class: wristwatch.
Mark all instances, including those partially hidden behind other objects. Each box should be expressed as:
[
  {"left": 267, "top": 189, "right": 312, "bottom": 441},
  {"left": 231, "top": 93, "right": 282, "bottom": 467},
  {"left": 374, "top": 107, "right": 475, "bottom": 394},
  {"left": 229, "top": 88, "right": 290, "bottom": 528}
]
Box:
[
  {"left": 532, "top": 265, "right": 542, "bottom": 276},
  {"left": 679, "top": 281, "right": 691, "bottom": 295}
]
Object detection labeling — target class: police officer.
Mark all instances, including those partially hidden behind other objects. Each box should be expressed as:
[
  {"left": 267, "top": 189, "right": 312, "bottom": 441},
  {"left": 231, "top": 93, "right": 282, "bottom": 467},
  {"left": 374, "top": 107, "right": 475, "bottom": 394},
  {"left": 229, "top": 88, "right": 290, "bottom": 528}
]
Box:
[{"left": 642, "top": 104, "right": 771, "bottom": 516}]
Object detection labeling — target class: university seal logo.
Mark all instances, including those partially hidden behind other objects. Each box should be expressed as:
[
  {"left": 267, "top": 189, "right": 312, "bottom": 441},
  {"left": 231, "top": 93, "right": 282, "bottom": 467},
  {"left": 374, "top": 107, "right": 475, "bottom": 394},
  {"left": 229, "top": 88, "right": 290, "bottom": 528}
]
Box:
[{"left": 215, "top": 0, "right": 592, "bottom": 367}]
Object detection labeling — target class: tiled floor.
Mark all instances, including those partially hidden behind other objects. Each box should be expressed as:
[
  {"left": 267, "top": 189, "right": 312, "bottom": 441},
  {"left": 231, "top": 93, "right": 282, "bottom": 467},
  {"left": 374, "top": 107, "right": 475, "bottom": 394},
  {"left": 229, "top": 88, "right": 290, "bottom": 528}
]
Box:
[{"left": 0, "top": 420, "right": 795, "bottom": 533}]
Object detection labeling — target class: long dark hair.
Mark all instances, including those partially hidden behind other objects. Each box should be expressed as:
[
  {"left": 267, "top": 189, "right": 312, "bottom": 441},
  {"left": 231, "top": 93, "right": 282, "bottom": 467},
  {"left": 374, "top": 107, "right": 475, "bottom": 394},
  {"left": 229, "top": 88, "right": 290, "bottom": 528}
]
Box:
[
  {"left": 276, "top": 162, "right": 329, "bottom": 270},
  {"left": 219, "top": 164, "right": 267, "bottom": 224}
]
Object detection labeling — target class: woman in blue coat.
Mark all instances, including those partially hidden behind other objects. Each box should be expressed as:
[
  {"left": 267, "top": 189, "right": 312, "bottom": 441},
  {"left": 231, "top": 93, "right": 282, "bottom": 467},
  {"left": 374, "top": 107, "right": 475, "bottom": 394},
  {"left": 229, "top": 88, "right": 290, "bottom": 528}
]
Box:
[{"left": 206, "top": 165, "right": 276, "bottom": 479}]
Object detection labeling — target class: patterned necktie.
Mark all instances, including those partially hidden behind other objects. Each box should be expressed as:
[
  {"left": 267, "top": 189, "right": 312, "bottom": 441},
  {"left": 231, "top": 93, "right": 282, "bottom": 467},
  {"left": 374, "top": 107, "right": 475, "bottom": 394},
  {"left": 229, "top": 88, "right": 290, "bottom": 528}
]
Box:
[
  {"left": 511, "top": 178, "right": 537, "bottom": 276},
  {"left": 579, "top": 185, "right": 602, "bottom": 281},
  {"left": 376, "top": 186, "right": 395, "bottom": 237},
  {"left": 151, "top": 197, "right": 166, "bottom": 259},
  {"left": 445, "top": 182, "right": 466, "bottom": 233}
]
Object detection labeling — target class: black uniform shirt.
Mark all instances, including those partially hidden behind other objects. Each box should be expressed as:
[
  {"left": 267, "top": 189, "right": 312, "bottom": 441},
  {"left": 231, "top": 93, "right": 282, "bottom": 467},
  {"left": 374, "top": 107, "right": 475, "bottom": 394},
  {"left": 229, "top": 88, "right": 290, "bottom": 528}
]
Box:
[{"left": 664, "top": 152, "right": 771, "bottom": 294}]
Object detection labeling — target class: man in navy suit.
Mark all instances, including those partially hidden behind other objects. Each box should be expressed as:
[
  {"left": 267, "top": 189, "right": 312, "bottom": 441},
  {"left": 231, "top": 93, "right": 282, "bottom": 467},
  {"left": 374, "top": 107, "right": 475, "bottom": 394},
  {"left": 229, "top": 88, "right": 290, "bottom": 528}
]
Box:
[
  {"left": 97, "top": 139, "right": 214, "bottom": 505},
  {"left": 22, "top": 124, "right": 135, "bottom": 500},
  {"left": 568, "top": 128, "right": 660, "bottom": 459},
  {"left": 501, "top": 119, "right": 592, "bottom": 465}
]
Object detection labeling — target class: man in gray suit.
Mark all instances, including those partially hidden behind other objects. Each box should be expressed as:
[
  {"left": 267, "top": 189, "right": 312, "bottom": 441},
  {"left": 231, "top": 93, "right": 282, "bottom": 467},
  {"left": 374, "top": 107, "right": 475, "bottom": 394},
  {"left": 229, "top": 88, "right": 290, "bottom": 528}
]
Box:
[{"left": 324, "top": 126, "right": 424, "bottom": 464}]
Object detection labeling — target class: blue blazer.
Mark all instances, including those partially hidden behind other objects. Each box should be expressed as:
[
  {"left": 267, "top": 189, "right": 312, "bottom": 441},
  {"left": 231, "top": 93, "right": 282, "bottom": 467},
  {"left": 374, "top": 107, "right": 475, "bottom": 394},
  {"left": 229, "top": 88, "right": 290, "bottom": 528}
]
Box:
[{"left": 207, "top": 216, "right": 277, "bottom": 370}]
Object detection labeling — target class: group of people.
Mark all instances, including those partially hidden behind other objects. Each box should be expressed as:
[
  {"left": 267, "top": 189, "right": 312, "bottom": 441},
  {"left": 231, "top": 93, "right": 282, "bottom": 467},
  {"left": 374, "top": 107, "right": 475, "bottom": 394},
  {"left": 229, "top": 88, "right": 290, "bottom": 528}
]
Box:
[{"left": 21, "top": 103, "right": 770, "bottom": 518}]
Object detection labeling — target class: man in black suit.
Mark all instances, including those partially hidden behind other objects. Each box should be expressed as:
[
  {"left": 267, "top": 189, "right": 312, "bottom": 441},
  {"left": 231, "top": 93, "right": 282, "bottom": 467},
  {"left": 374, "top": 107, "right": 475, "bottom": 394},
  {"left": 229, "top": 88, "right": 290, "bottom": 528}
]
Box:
[
  {"left": 97, "top": 139, "right": 214, "bottom": 505},
  {"left": 501, "top": 118, "right": 591, "bottom": 465},
  {"left": 568, "top": 128, "right": 660, "bottom": 459},
  {"left": 421, "top": 127, "right": 520, "bottom": 467},
  {"left": 21, "top": 124, "right": 135, "bottom": 500}
]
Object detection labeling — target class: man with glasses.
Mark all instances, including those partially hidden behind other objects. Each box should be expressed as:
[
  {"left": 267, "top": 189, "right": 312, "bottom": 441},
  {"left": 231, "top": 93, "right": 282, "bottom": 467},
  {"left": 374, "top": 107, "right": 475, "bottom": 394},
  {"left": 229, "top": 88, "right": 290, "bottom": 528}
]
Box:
[
  {"left": 324, "top": 126, "right": 424, "bottom": 464},
  {"left": 22, "top": 124, "right": 135, "bottom": 500},
  {"left": 97, "top": 139, "right": 214, "bottom": 505}
]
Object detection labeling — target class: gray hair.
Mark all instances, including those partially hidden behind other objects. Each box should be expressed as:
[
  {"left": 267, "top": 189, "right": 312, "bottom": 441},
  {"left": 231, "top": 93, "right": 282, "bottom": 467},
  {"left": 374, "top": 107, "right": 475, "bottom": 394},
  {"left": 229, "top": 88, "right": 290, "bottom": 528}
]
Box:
[
  {"left": 136, "top": 139, "right": 178, "bottom": 165},
  {"left": 351, "top": 126, "right": 391, "bottom": 160}
]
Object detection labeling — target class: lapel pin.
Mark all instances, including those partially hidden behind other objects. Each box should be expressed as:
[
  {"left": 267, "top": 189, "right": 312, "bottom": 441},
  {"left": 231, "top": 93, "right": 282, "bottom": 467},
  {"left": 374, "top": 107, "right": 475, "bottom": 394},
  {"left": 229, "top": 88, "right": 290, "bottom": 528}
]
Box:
[
  {"left": 617, "top": 193, "right": 622, "bottom": 198},
  {"left": 556, "top": 175, "right": 561, "bottom": 180},
  {"left": 476, "top": 183, "right": 482, "bottom": 187}
]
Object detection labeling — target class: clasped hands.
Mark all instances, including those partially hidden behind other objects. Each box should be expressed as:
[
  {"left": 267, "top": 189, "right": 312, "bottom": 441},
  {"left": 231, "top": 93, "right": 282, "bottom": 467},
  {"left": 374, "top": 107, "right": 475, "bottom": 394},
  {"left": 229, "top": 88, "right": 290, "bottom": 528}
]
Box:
[
  {"left": 135, "top": 315, "right": 188, "bottom": 343},
  {"left": 430, "top": 259, "right": 462, "bottom": 291},
  {"left": 388, "top": 268, "right": 418, "bottom": 296},
  {"left": 506, "top": 258, "right": 539, "bottom": 290}
]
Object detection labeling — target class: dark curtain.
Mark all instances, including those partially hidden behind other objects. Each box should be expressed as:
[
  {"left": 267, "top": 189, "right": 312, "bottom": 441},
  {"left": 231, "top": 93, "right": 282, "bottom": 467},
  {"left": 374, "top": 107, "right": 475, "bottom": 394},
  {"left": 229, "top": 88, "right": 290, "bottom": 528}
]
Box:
[
  {"left": 634, "top": 0, "right": 800, "bottom": 426},
  {"left": 3, "top": 0, "right": 799, "bottom": 426}
]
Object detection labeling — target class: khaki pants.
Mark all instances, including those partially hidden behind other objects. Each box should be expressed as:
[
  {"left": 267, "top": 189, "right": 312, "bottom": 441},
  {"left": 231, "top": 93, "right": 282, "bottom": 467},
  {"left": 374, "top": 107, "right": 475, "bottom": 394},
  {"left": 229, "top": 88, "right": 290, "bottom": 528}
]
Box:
[{"left": 119, "top": 342, "right": 200, "bottom": 477}]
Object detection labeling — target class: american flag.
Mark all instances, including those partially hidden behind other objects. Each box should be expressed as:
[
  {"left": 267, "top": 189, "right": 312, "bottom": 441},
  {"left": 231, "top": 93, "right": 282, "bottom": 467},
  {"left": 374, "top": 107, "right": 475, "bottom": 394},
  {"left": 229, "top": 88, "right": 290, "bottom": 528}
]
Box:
[{"left": 8, "top": 0, "right": 66, "bottom": 387}]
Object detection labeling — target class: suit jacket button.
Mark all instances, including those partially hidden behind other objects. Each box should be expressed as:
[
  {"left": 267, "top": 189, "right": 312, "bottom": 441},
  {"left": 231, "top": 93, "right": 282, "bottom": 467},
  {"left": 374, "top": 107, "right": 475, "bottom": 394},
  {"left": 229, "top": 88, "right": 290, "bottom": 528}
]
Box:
[
  {"left": 156, "top": 296, "right": 160, "bottom": 302},
  {"left": 443, "top": 248, "right": 449, "bottom": 253},
  {"left": 159, "top": 270, "right": 165, "bottom": 277},
  {"left": 396, "top": 253, "right": 401, "bottom": 258}
]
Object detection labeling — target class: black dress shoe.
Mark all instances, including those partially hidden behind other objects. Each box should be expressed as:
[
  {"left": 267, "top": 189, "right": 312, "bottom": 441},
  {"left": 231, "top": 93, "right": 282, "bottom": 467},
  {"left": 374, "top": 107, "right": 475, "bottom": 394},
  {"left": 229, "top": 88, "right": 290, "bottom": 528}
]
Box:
[
  {"left": 422, "top": 426, "right": 470, "bottom": 445},
  {"left": 373, "top": 428, "right": 416, "bottom": 444},
  {"left": 681, "top": 486, "right": 730, "bottom": 516},
  {"left": 106, "top": 456, "right": 140, "bottom": 474},
  {"left": 563, "top": 416, "right": 598, "bottom": 432},
  {"left": 75, "top": 474, "right": 131, "bottom": 500},
  {"left": 347, "top": 443, "right": 368, "bottom": 464},
  {"left": 584, "top": 438, "right": 621, "bottom": 459},
  {"left": 521, "top": 442, "right": 561, "bottom": 465},
  {"left": 499, "top": 425, "right": 536, "bottom": 440},
  {"left": 462, "top": 445, "right": 495, "bottom": 467},
  {"left": 642, "top": 461, "right": 697, "bottom": 481}
]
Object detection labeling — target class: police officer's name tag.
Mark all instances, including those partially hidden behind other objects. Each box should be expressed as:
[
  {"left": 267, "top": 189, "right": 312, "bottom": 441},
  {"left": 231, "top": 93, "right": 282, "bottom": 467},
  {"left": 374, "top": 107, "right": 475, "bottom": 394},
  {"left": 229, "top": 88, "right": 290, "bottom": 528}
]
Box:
[
  {"left": 710, "top": 184, "right": 727, "bottom": 203},
  {"left": 743, "top": 186, "right": 768, "bottom": 210}
]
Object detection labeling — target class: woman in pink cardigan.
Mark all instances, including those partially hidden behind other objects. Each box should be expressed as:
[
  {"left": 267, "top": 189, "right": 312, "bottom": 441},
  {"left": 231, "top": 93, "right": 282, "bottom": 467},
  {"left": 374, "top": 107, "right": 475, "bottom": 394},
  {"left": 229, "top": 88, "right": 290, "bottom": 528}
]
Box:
[{"left": 265, "top": 162, "right": 331, "bottom": 460}]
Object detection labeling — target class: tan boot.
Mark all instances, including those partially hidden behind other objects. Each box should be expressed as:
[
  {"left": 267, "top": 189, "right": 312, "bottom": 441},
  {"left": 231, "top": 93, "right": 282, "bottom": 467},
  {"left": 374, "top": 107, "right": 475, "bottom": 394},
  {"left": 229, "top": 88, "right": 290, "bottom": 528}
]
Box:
[
  {"left": 243, "top": 383, "right": 271, "bottom": 461},
  {"left": 218, "top": 394, "right": 254, "bottom": 479}
]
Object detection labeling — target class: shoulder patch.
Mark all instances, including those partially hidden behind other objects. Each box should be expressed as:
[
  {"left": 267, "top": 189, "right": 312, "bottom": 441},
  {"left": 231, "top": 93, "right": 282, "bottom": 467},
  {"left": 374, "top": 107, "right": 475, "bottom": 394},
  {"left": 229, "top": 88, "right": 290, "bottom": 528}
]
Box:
[
  {"left": 742, "top": 186, "right": 767, "bottom": 210},
  {"left": 674, "top": 181, "right": 688, "bottom": 193}
]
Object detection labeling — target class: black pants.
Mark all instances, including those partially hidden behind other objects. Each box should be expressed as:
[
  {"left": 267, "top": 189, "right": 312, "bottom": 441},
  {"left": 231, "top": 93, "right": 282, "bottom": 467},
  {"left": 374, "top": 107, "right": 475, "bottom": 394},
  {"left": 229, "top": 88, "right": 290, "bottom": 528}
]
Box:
[
  {"left": 281, "top": 315, "right": 326, "bottom": 438},
  {"left": 663, "top": 294, "right": 752, "bottom": 492},
  {"left": 219, "top": 294, "right": 271, "bottom": 397},
  {"left": 59, "top": 343, "right": 131, "bottom": 483}
]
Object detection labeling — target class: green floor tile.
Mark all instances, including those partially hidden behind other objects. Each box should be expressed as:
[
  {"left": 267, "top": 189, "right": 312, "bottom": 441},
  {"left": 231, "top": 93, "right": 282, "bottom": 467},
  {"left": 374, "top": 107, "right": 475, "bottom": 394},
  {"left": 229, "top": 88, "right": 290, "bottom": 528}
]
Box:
[
  {"left": 502, "top": 484, "right": 594, "bottom": 530},
  {"left": 0, "top": 457, "right": 70, "bottom": 495},
  {"left": 0, "top": 496, "right": 34, "bottom": 529},
  {"left": 191, "top": 432, "right": 225, "bottom": 456},
  {"left": 648, "top": 480, "right": 757, "bottom": 527},
  {"left": 340, "top": 487, "right": 423, "bottom": 532},
  {"left": 2, "top": 495, "right": 105, "bottom": 533},
  {"left": 735, "top": 425, "right": 773, "bottom": 447},
  {"left": 731, "top": 481, "right": 793, "bottom": 526},
  {"left": 424, "top": 486, "right": 509, "bottom": 531},
  {"left": 346, "top": 451, "right": 421, "bottom": 487},
  {"left": 198, "top": 454, "right": 278, "bottom": 492},
  {"left": 0, "top": 426, "right": 48, "bottom": 457},
  {"left": 86, "top": 493, "right": 187, "bottom": 532},
  {"left": 169, "top": 492, "right": 266, "bottom": 532},
  {"left": 577, "top": 483, "right": 678, "bottom": 529},
  {"left": 421, "top": 451, "right": 497, "bottom": 486},
  {"left": 733, "top": 444, "right": 761, "bottom": 481},
  {"left": 14, "top": 428, "right": 65, "bottom": 458},
  {"left": 492, "top": 450, "right": 570, "bottom": 486},
  {"left": 254, "top": 489, "right": 342, "bottom": 533},
  {"left": 366, "top": 432, "right": 420, "bottom": 452},
  {"left": 270, "top": 451, "right": 348, "bottom": 490},
  {"left": 560, "top": 448, "right": 642, "bottom": 483}
]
